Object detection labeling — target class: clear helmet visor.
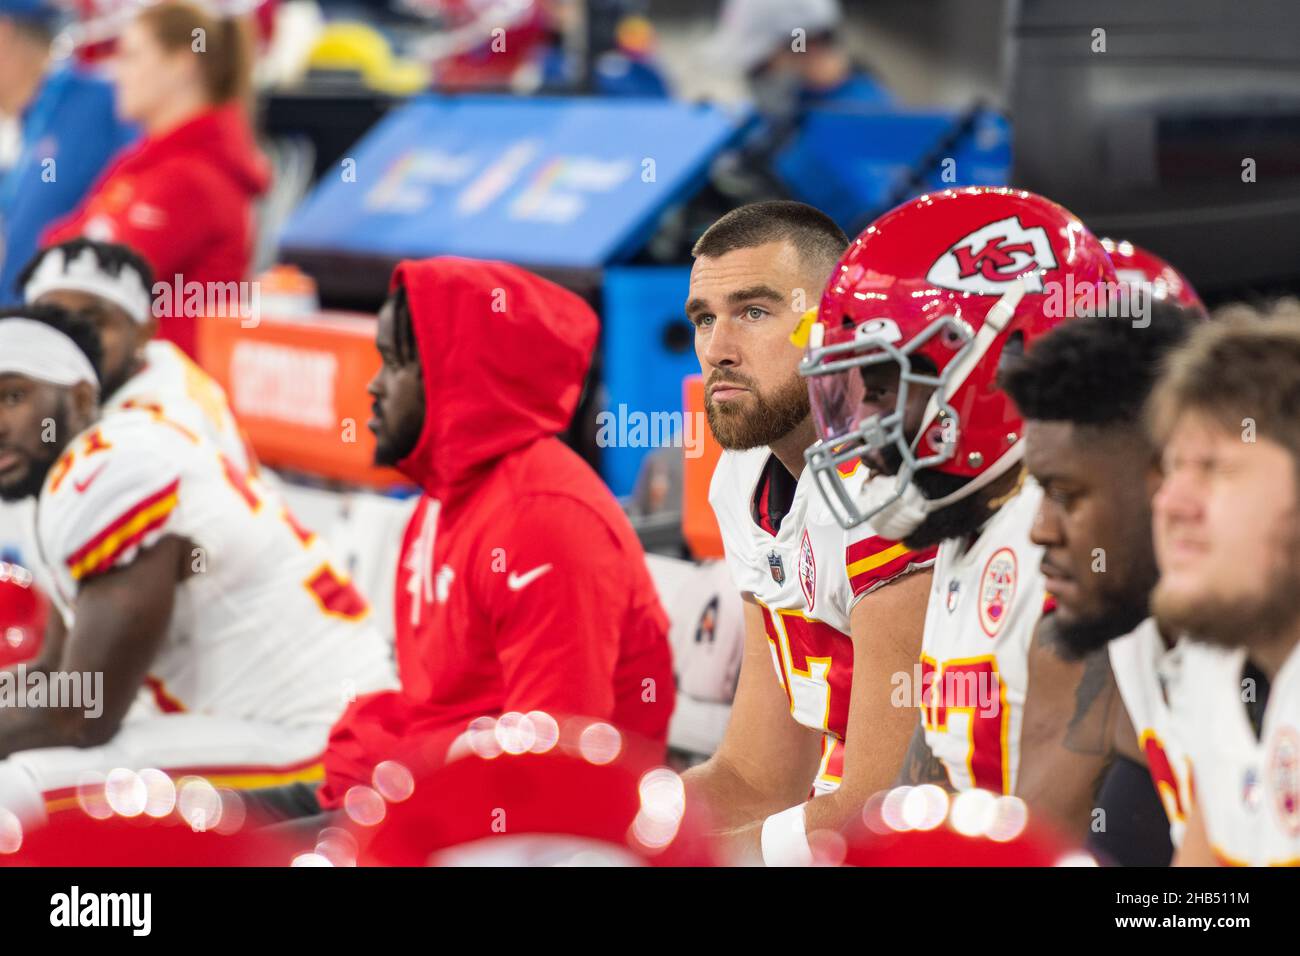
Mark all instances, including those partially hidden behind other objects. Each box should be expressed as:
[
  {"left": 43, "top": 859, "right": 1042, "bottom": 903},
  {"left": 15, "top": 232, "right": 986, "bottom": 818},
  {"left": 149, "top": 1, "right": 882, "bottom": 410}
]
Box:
[{"left": 799, "top": 316, "right": 972, "bottom": 530}]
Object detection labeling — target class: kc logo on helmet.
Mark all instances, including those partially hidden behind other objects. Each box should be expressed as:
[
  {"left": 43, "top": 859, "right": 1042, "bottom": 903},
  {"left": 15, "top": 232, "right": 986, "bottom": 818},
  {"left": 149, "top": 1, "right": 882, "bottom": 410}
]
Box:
[{"left": 927, "top": 216, "right": 1058, "bottom": 295}]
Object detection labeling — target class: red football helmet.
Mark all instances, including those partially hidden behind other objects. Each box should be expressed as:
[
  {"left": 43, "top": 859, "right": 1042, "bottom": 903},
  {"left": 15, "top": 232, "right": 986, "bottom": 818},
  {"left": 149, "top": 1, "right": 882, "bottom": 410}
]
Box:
[
  {"left": 833, "top": 786, "right": 1086, "bottom": 867},
  {"left": 0, "top": 562, "right": 48, "bottom": 668},
  {"left": 1100, "top": 237, "right": 1205, "bottom": 313},
  {"left": 350, "top": 715, "right": 719, "bottom": 867},
  {"left": 799, "top": 187, "right": 1117, "bottom": 531},
  {"left": 1, "top": 811, "right": 291, "bottom": 866}
]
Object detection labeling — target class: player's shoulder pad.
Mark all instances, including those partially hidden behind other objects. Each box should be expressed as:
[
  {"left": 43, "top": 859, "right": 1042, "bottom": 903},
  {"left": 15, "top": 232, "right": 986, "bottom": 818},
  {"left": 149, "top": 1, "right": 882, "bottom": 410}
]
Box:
[
  {"left": 41, "top": 415, "right": 189, "bottom": 584},
  {"left": 844, "top": 520, "right": 938, "bottom": 600}
]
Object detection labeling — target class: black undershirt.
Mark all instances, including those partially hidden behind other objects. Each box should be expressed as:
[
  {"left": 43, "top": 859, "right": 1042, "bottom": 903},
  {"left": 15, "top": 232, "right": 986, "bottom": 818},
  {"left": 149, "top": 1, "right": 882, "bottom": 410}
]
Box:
[
  {"left": 1242, "top": 658, "right": 1272, "bottom": 740},
  {"left": 751, "top": 454, "right": 798, "bottom": 535}
]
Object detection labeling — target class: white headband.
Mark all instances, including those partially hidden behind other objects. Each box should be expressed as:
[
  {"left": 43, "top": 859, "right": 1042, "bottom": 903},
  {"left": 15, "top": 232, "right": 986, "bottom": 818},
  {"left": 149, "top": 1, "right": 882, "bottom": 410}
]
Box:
[
  {"left": 23, "top": 246, "right": 152, "bottom": 325},
  {"left": 0, "top": 319, "right": 100, "bottom": 389}
]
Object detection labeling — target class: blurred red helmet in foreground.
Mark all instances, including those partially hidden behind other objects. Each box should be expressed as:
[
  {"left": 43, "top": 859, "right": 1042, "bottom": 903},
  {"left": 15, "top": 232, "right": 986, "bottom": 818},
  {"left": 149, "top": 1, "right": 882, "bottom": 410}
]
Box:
[
  {"left": 0, "top": 562, "right": 48, "bottom": 668},
  {"left": 0, "top": 781, "right": 290, "bottom": 867},
  {"left": 344, "top": 714, "right": 718, "bottom": 867},
  {"left": 827, "top": 785, "right": 1089, "bottom": 867}
]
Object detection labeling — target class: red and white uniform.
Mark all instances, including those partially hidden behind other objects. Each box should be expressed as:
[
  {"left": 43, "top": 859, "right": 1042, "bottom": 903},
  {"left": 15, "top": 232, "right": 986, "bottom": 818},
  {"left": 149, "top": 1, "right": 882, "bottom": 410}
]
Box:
[
  {"left": 0, "top": 409, "right": 394, "bottom": 820},
  {"left": 1170, "top": 641, "right": 1300, "bottom": 866},
  {"left": 711, "top": 448, "right": 936, "bottom": 794},
  {"left": 105, "top": 339, "right": 254, "bottom": 474},
  {"left": 1108, "top": 617, "right": 1190, "bottom": 846},
  {"left": 921, "top": 480, "right": 1047, "bottom": 794}
]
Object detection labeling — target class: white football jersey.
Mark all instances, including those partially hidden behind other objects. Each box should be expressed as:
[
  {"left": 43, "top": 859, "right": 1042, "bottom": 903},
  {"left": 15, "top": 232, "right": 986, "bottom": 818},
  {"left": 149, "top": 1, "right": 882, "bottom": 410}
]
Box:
[
  {"left": 104, "top": 340, "right": 254, "bottom": 474},
  {"left": 644, "top": 554, "right": 744, "bottom": 704},
  {"left": 1170, "top": 640, "right": 1300, "bottom": 865},
  {"left": 34, "top": 410, "right": 395, "bottom": 726},
  {"left": 710, "top": 448, "right": 936, "bottom": 794},
  {"left": 1108, "top": 617, "right": 1190, "bottom": 846},
  {"left": 921, "top": 479, "right": 1047, "bottom": 794}
]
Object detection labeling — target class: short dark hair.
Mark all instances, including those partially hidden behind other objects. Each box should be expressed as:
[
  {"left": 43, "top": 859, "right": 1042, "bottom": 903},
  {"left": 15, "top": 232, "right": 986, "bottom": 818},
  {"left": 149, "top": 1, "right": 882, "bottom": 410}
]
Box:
[
  {"left": 3, "top": 15, "right": 56, "bottom": 46},
  {"left": 1000, "top": 307, "right": 1198, "bottom": 427},
  {"left": 18, "top": 238, "right": 155, "bottom": 297},
  {"left": 0, "top": 302, "right": 104, "bottom": 385},
  {"left": 692, "top": 201, "right": 849, "bottom": 277}
]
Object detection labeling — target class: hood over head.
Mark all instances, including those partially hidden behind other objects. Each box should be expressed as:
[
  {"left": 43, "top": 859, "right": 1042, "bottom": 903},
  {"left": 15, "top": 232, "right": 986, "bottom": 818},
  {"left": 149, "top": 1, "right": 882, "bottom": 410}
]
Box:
[{"left": 392, "top": 257, "right": 598, "bottom": 502}]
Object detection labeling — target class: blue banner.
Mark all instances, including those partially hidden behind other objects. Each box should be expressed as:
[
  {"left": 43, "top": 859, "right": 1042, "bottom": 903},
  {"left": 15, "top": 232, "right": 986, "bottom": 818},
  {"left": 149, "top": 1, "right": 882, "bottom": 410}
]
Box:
[{"left": 280, "top": 95, "right": 745, "bottom": 269}]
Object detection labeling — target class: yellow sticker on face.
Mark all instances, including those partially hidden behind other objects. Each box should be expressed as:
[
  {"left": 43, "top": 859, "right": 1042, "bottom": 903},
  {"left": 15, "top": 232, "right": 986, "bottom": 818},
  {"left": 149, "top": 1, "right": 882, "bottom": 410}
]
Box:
[{"left": 789, "top": 308, "right": 819, "bottom": 348}]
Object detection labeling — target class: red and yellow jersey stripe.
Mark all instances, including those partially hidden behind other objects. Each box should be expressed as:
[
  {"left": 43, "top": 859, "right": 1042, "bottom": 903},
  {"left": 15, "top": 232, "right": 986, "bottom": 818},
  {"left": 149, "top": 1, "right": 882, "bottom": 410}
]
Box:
[
  {"left": 65, "top": 479, "right": 181, "bottom": 581},
  {"left": 846, "top": 536, "right": 937, "bottom": 597}
]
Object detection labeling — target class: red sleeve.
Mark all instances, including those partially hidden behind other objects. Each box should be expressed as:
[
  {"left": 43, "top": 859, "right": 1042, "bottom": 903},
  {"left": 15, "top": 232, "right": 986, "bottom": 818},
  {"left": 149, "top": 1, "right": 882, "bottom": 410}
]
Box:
[
  {"left": 481, "top": 495, "right": 630, "bottom": 722},
  {"left": 846, "top": 535, "right": 938, "bottom": 600},
  {"left": 317, "top": 691, "right": 467, "bottom": 811},
  {"left": 43, "top": 161, "right": 214, "bottom": 279}
]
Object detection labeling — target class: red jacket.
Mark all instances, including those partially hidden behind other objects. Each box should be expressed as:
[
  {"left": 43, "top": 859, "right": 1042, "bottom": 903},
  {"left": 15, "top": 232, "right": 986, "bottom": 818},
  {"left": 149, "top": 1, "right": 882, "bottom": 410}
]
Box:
[
  {"left": 318, "top": 258, "right": 674, "bottom": 808},
  {"left": 43, "top": 102, "right": 270, "bottom": 360}
]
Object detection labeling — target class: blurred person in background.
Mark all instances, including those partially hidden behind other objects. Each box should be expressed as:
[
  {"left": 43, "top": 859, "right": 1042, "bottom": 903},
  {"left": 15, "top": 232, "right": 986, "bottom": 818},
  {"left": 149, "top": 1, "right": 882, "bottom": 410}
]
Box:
[
  {"left": 0, "top": 304, "right": 394, "bottom": 829},
  {"left": 20, "top": 237, "right": 256, "bottom": 472},
  {"left": 1150, "top": 316, "right": 1300, "bottom": 866},
  {"left": 710, "top": 0, "right": 891, "bottom": 114},
  {"left": 0, "top": 0, "right": 135, "bottom": 300},
  {"left": 44, "top": 0, "right": 270, "bottom": 361},
  {"left": 705, "top": 0, "right": 892, "bottom": 214}
]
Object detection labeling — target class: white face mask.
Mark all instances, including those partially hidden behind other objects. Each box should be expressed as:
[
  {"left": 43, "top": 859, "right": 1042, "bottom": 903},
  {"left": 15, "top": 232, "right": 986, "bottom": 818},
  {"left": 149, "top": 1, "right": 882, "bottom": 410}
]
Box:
[{"left": 856, "top": 472, "right": 931, "bottom": 541}]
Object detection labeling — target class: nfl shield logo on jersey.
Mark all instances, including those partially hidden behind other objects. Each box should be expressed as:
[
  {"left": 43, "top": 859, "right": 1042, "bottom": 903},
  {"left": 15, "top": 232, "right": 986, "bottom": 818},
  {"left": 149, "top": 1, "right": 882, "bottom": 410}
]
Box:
[
  {"left": 768, "top": 551, "right": 785, "bottom": 585},
  {"left": 798, "top": 530, "right": 816, "bottom": 611},
  {"left": 946, "top": 579, "right": 961, "bottom": 614}
]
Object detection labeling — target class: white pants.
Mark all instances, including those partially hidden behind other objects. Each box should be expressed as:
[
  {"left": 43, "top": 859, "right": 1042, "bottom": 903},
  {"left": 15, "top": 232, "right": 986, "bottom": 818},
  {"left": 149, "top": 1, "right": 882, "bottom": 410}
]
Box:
[{"left": 0, "top": 714, "right": 330, "bottom": 826}]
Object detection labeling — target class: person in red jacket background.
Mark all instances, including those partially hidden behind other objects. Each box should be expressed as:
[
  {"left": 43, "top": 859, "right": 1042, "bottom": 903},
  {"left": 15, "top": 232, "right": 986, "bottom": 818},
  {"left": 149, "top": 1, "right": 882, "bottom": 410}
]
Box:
[
  {"left": 43, "top": 1, "right": 269, "bottom": 360},
  {"left": 307, "top": 257, "right": 676, "bottom": 813}
]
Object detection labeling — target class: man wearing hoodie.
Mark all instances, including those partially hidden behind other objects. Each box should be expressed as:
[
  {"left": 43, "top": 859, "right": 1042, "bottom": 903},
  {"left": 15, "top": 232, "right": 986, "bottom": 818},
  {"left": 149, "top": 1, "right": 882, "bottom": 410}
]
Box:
[{"left": 300, "top": 258, "right": 676, "bottom": 818}]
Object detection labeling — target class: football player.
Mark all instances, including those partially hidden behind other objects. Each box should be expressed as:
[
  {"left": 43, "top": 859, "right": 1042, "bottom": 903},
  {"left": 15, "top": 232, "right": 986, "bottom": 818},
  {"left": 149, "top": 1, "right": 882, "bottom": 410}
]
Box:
[
  {"left": 1100, "top": 237, "right": 1206, "bottom": 320},
  {"left": 19, "top": 238, "right": 254, "bottom": 471},
  {"left": 0, "top": 305, "right": 394, "bottom": 826},
  {"left": 999, "top": 302, "right": 1200, "bottom": 862},
  {"left": 799, "top": 187, "right": 1115, "bottom": 797},
  {"left": 681, "top": 201, "right": 936, "bottom": 866},
  {"left": 1150, "top": 315, "right": 1300, "bottom": 865}
]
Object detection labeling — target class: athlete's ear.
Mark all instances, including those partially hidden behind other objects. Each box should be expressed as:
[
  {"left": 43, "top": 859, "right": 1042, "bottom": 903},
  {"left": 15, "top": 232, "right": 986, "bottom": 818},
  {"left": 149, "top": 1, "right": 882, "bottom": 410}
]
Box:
[
  {"left": 139, "top": 313, "right": 160, "bottom": 349},
  {"left": 70, "top": 379, "right": 99, "bottom": 422}
]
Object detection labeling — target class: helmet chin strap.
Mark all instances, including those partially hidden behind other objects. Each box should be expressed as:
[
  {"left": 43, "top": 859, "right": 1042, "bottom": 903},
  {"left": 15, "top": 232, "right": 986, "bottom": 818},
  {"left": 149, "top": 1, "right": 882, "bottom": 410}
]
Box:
[
  {"left": 919, "top": 440, "right": 1026, "bottom": 513},
  {"left": 861, "top": 440, "right": 1027, "bottom": 540}
]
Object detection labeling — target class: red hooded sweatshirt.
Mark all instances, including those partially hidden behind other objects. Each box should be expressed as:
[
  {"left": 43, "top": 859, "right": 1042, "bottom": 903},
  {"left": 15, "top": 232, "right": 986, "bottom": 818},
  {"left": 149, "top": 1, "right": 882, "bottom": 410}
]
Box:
[
  {"left": 317, "top": 258, "right": 675, "bottom": 808},
  {"left": 43, "top": 102, "right": 271, "bottom": 360}
]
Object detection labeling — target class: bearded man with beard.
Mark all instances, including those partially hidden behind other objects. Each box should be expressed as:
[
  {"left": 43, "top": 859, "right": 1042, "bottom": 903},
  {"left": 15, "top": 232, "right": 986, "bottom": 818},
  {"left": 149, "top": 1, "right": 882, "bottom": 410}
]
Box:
[
  {"left": 680, "top": 201, "right": 936, "bottom": 866},
  {"left": 999, "top": 304, "right": 1201, "bottom": 864},
  {"left": 1147, "top": 315, "right": 1300, "bottom": 866}
]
